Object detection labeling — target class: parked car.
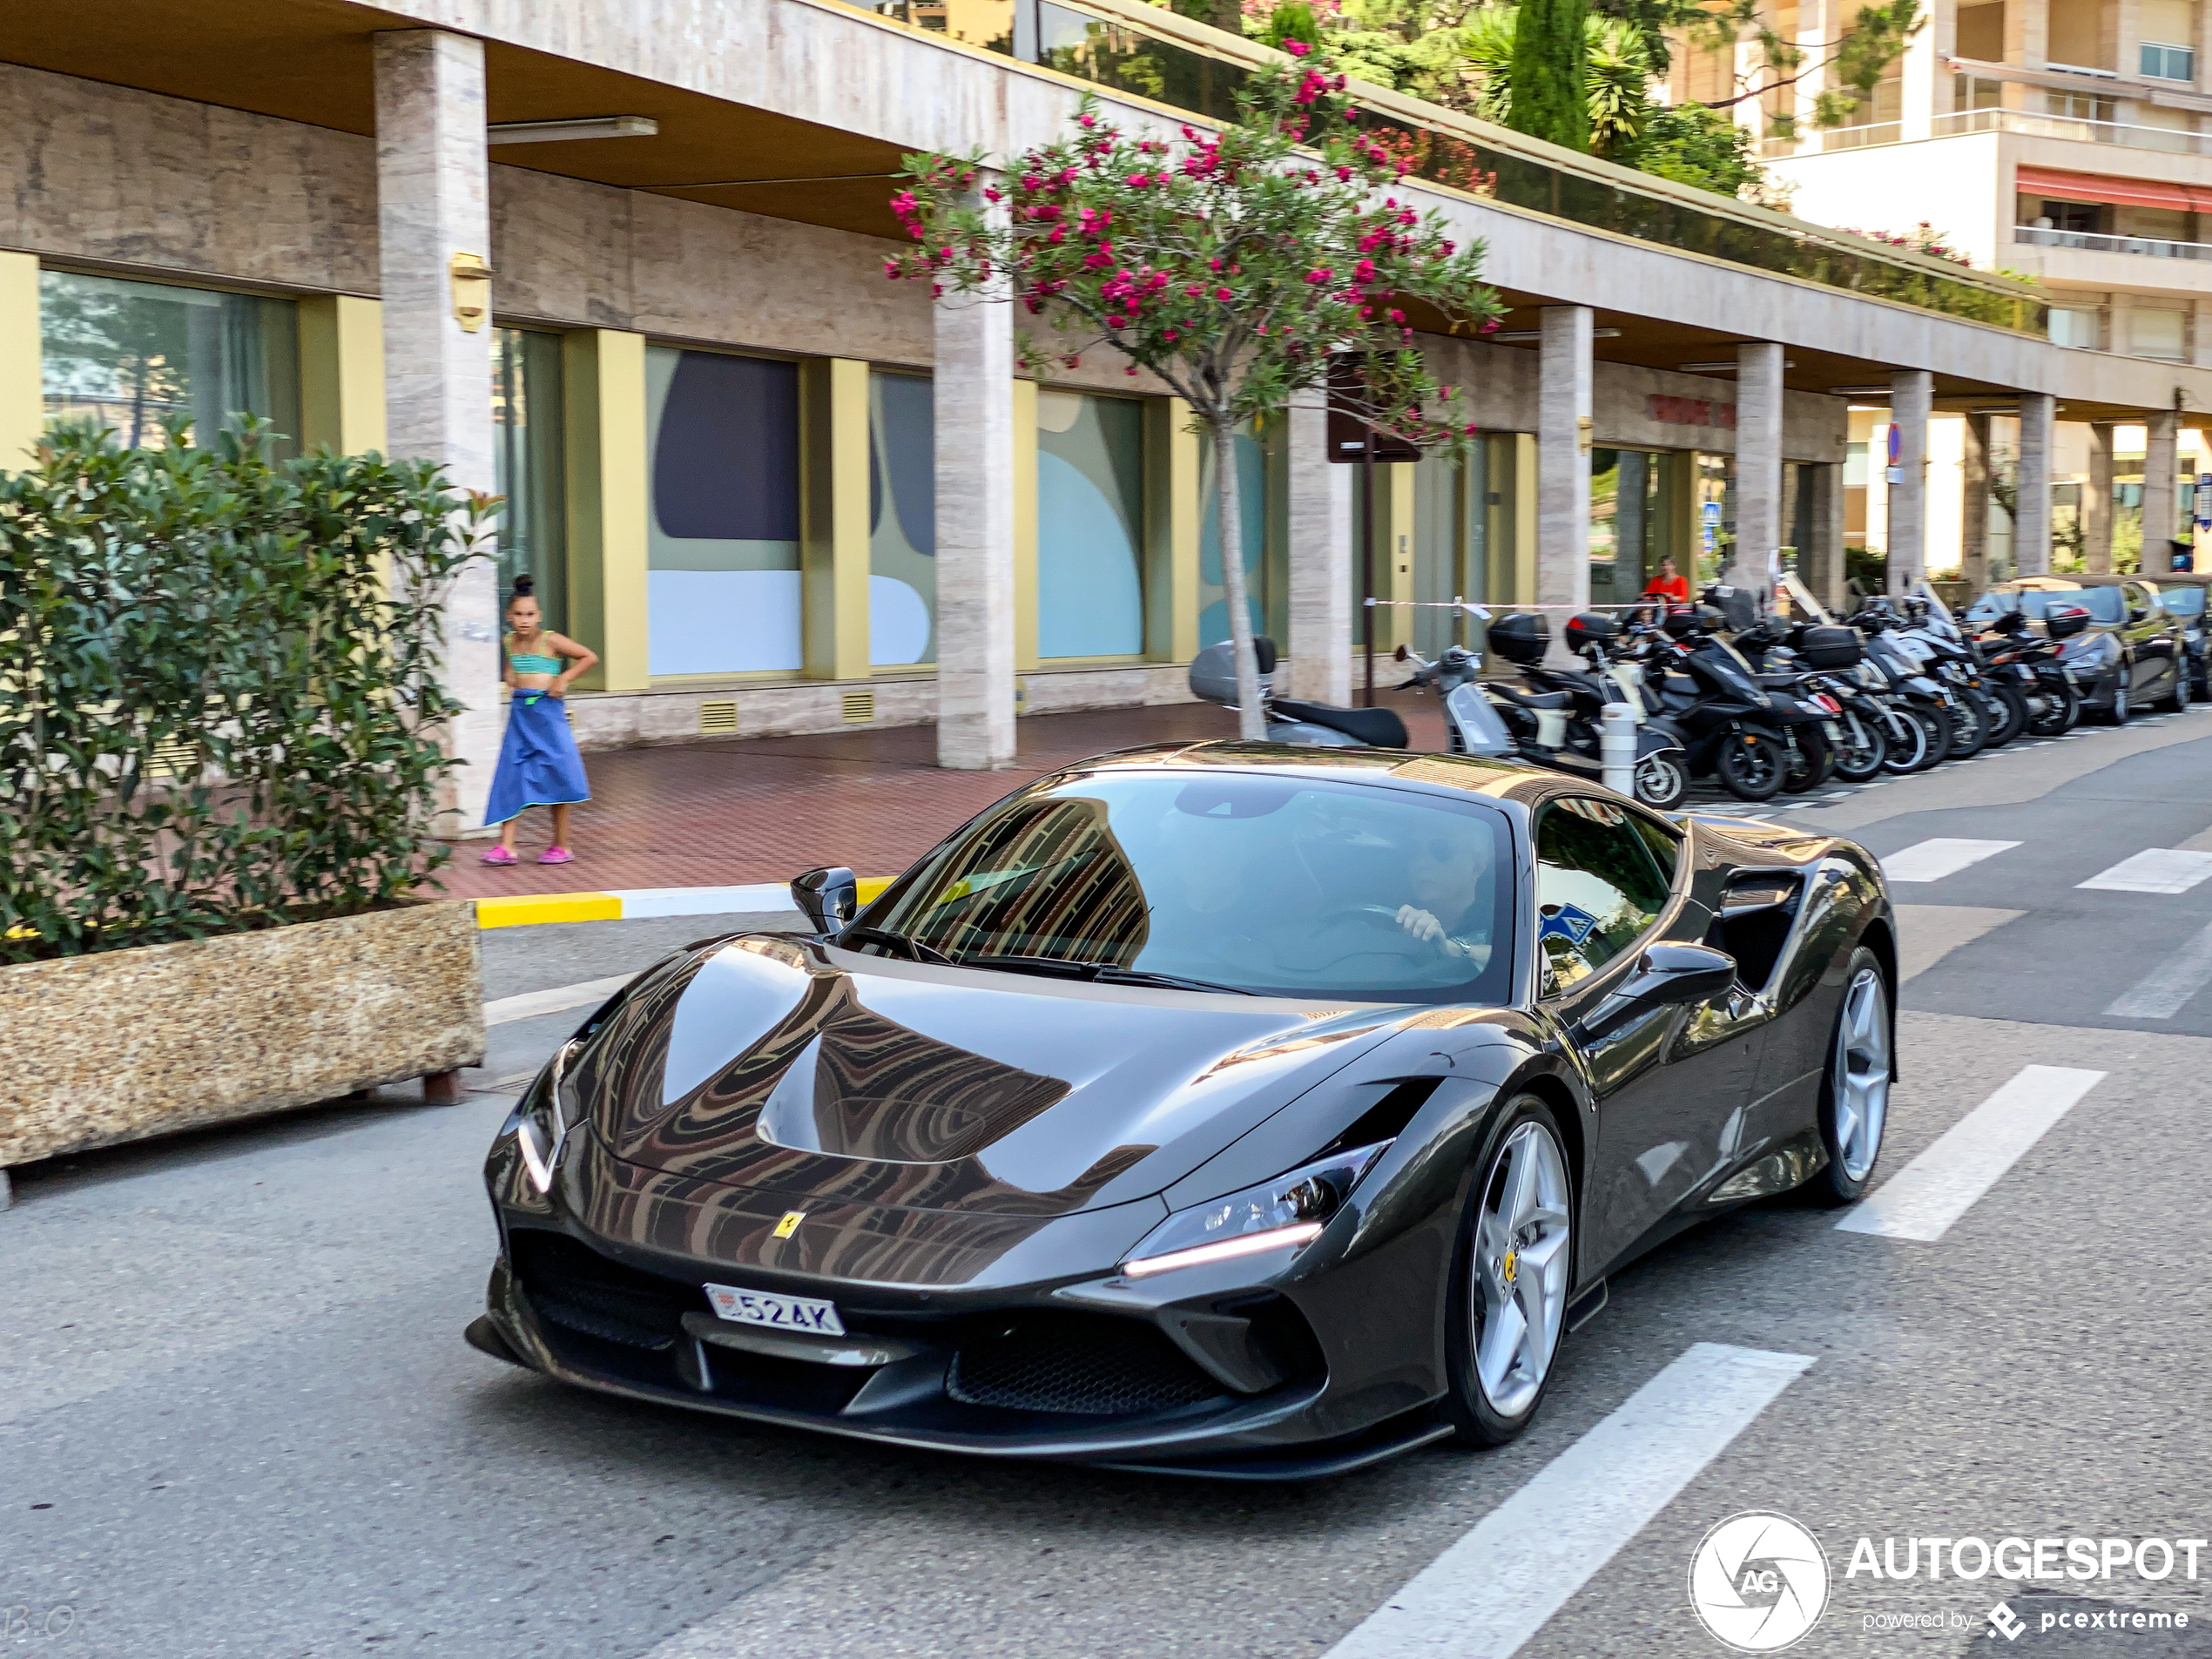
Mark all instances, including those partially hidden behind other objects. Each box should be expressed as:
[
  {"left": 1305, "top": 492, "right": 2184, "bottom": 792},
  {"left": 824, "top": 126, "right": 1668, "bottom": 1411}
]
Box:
[
  {"left": 2075, "top": 572, "right": 2212, "bottom": 702},
  {"left": 1964, "top": 577, "right": 2187, "bottom": 722},
  {"left": 468, "top": 748, "right": 1896, "bottom": 1478}
]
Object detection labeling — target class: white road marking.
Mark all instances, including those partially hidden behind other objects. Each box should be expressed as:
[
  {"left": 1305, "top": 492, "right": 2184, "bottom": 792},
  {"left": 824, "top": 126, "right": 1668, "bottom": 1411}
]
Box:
[
  {"left": 1836, "top": 1065, "right": 2106, "bottom": 1242},
  {"left": 1325, "top": 1344, "right": 1813, "bottom": 1659},
  {"left": 2077, "top": 848, "right": 2212, "bottom": 894},
  {"left": 1879, "top": 838, "right": 2022, "bottom": 882},
  {"left": 2105, "top": 918, "right": 2212, "bottom": 1019},
  {"left": 482, "top": 973, "right": 632, "bottom": 1027}
]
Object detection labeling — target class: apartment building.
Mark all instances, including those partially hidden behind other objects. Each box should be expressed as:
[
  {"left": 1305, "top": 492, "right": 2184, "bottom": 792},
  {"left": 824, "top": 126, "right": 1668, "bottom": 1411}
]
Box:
[{"left": 1683, "top": 0, "right": 2212, "bottom": 578}]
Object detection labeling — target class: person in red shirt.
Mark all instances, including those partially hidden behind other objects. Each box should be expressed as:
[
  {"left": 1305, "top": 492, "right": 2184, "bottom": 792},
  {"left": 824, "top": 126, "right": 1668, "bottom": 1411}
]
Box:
[{"left": 1642, "top": 555, "right": 1690, "bottom": 604}]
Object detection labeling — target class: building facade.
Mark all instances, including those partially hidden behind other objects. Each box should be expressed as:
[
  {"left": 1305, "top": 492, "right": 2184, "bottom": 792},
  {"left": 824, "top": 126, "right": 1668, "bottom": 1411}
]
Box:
[
  {"left": 4, "top": 0, "right": 2207, "bottom": 826},
  {"left": 1704, "top": 0, "right": 2212, "bottom": 578}
]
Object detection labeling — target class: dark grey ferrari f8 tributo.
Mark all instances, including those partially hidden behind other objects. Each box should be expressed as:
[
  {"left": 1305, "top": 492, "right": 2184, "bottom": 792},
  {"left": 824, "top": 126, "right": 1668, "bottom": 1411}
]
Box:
[{"left": 469, "top": 742, "right": 1895, "bottom": 1479}]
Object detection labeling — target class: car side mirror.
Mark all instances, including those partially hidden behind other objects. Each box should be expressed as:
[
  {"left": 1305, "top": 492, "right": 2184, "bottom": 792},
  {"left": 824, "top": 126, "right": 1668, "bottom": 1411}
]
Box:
[
  {"left": 791, "top": 866, "right": 859, "bottom": 935},
  {"left": 1393, "top": 644, "right": 1411, "bottom": 662},
  {"left": 1612, "top": 941, "right": 1737, "bottom": 1015}
]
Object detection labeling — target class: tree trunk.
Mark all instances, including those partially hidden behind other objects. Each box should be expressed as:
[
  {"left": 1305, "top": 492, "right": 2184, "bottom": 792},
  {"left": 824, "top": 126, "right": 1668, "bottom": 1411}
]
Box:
[{"left": 1210, "top": 420, "right": 1266, "bottom": 741}]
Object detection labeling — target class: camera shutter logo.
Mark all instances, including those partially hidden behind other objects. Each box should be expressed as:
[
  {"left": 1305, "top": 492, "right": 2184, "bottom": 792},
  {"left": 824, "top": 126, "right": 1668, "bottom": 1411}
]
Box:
[{"left": 1688, "top": 1513, "right": 1831, "bottom": 1652}]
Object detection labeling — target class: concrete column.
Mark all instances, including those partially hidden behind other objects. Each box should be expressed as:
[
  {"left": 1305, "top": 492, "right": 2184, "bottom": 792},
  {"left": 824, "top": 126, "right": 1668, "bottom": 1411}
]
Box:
[
  {"left": 1537, "top": 307, "right": 1593, "bottom": 653},
  {"left": 2016, "top": 393, "right": 2055, "bottom": 576},
  {"left": 374, "top": 30, "right": 501, "bottom": 833},
  {"left": 0, "top": 249, "right": 42, "bottom": 467},
  {"left": 1885, "top": 370, "right": 1933, "bottom": 592},
  {"left": 1960, "top": 414, "right": 1991, "bottom": 590},
  {"left": 2144, "top": 409, "right": 2180, "bottom": 566},
  {"left": 1732, "top": 342, "right": 1786, "bottom": 597},
  {"left": 933, "top": 225, "right": 1017, "bottom": 770},
  {"left": 1286, "top": 387, "right": 1352, "bottom": 703},
  {"left": 2086, "top": 421, "right": 2116, "bottom": 573},
  {"left": 561, "top": 329, "right": 651, "bottom": 692}
]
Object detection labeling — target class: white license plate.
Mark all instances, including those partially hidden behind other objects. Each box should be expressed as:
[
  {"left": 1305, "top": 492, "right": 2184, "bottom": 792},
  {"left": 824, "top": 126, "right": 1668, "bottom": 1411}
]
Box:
[{"left": 704, "top": 1282, "right": 846, "bottom": 1337}]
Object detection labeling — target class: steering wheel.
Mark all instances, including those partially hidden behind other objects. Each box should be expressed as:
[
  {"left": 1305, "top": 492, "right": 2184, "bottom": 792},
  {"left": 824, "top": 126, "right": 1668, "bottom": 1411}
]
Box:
[{"left": 1312, "top": 903, "right": 1410, "bottom": 932}]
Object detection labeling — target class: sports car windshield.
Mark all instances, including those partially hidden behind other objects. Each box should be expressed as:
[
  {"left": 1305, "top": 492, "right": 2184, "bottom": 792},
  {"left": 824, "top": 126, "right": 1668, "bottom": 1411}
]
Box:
[{"left": 860, "top": 771, "right": 1516, "bottom": 1003}]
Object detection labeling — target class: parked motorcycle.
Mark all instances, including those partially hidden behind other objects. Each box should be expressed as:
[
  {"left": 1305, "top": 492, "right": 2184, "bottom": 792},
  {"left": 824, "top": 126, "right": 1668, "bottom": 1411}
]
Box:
[
  {"left": 1730, "top": 616, "right": 1892, "bottom": 784},
  {"left": 1397, "top": 614, "right": 1691, "bottom": 808},
  {"left": 1184, "top": 636, "right": 1410, "bottom": 748},
  {"left": 1973, "top": 606, "right": 2086, "bottom": 735},
  {"left": 1628, "top": 606, "right": 1839, "bottom": 802}
]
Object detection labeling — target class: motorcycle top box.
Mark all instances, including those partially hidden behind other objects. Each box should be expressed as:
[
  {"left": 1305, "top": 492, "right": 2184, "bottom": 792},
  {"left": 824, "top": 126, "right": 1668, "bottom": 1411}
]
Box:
[
  {"left": 2043, "top": 604, "right": 2093, "bottom": 640},
  {"left": 1794, "top": 625, "right": 1864, "bottom": 670},
  {"left": 1488, "top": 611, "right": 1549, "bottom": 665},
  {"left": 1562, "top": 611, "right": 1615, "bottom": 655}
]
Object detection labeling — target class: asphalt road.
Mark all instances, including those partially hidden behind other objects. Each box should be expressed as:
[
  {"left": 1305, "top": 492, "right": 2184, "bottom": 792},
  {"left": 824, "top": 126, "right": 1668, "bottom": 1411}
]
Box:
[{"left": 6, "top": 711, "right": 2212, "bottom": 1657}]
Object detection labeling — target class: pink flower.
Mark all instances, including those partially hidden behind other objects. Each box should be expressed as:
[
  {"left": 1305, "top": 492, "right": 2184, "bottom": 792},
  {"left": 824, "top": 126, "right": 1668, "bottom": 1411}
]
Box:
[
  {"left": 1215, "top": 286, "right": 1233, "bottom": 300},
  {"left": 1127, "top": 172, "right": 1150, "bottom": 187},
  {"left": 1305, "top": 267, "right": 1332, "bottom": 285},
  {"left": 1285, "top": 39, "right": 1311, "bottom": 56},
  {"left": 1163, "top": 327, "right": 1180, "bottom": 341},
  {"left": 883, "top": 257, "right": 900, "bottom": 279}
]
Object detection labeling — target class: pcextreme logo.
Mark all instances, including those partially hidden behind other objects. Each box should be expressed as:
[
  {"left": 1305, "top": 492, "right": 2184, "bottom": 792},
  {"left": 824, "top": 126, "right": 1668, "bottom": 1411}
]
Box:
[{"left": 1688, "top": 1512, "right": 1831, "bottom": 1652}]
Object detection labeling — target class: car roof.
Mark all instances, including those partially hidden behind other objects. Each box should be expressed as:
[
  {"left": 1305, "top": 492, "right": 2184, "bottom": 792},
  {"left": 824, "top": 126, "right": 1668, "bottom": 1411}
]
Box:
[
  {"left": 1983, "top": 577, "right": 2085, "bottom": 591},
  {"left": 1062, "top": 740, "right": 1555, "bottom": 805},
  {"left": 2072, "top": 571, "right": 2212, "bottom": 588}
]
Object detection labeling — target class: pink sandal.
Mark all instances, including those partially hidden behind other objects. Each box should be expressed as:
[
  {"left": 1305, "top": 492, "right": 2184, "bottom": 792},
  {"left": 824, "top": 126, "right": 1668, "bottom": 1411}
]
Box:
[
  {"left": 481, "top": 846, "right": 518, "bottom": 866},
  {"left": 536, "top": 846, "right": 573, "bottom": 865}
]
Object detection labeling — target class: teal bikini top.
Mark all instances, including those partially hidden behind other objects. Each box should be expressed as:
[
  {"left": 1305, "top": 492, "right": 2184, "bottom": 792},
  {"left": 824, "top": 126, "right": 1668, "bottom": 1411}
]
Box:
[{"left": 508, "top": 637, "right": 563, "bottom": 676}]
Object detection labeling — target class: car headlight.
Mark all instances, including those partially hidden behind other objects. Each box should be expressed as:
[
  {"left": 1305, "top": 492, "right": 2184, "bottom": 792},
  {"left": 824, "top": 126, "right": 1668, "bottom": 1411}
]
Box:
[
  {"left": 1120, "top": 1143, "right": 1390, "bottom": 1279},
  {"left": 509, "top": 1037, "right": 583, "bottom": 1194}
]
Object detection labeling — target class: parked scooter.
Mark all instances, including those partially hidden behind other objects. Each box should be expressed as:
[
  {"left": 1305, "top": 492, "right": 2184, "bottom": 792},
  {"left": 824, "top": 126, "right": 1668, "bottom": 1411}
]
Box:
[
  {"left": 1184, "top": 636, "right": 1410, "bottom": 748},
  {"left": 1729, "top": 616, "right": 1893, "bottom": 784},
  {"left": 1631, "top": 606, "right": 1840, "bottom": 802},
  {"left": 1395, "top": 614, "right": 1691, "bottom": 807},
  {"left": 1973, "top": 606, "right": 2086, "bottom": 735}
]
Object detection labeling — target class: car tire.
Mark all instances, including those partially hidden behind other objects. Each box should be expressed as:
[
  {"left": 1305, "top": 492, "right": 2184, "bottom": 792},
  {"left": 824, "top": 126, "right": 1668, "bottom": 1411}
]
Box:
[
  {"left": 2107, "top": 676, "right": 2131, "bottom": 725},
  {"left": 1445, "top": 1096, "right": 1575, "bottom": 1447},
  {"left": 2027, "top": 678, "right": 2079, "bottom": 737},
  {"left": 1810, "top": 948, "right": 1891, "bottom": 1205},
  {"left": 2162, "top": 658, "right": 2192, "bottom": 712}
]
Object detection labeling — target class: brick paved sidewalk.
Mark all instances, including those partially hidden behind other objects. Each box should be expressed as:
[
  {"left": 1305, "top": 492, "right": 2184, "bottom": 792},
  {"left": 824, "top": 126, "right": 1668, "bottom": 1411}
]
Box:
[{"left": 436, "top": 691, "right": 1450, "bottom": 900}]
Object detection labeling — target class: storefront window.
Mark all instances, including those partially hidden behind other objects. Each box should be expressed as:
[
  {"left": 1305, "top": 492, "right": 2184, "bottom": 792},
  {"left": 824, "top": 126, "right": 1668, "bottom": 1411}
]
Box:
[
  {"left": 1198, "top": 420, "right": 1268, "bottom": 647},
  {"left": 1037, "top": 390, "right": 1144, "bottom": 658},
  {"left": 1413, "top": 447, "right": 1487, "bottom": 655},
  {"left": 493, "top": 327, "right": 567, "bottom": 633},
  {"left": 870, "top": 371, "right": 936, "bottom": 665},
  {"left": 1590, "top": 448, "right": 1663, "bottom": 604},
  {"left": 645, "top": 346, "right": 802, "bottom": 676},
  {"left": 39, "top": 269, "right": 300, "bottom": 455}
]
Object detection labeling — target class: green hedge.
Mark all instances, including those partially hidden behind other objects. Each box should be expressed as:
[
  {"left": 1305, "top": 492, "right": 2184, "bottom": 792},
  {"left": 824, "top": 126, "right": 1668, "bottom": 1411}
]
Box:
[{"left": 0, "top": 420, "right": 493, "bottom": 961}]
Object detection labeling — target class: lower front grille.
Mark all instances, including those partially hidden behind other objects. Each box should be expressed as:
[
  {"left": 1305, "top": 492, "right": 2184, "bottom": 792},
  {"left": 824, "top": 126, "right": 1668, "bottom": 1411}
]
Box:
[
  {"left": 509, "top": 1230, "right": 697, "bottom": 1355},
  {"left": 948, "top": 1314, "right": 1224, "bottom": 1417}
]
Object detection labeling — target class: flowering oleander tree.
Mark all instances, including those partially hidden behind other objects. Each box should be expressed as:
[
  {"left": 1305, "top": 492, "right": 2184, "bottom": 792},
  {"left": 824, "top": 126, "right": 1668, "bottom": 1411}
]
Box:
[{"left": 887, "top": 51, "right": 1506, "bottom": 737}]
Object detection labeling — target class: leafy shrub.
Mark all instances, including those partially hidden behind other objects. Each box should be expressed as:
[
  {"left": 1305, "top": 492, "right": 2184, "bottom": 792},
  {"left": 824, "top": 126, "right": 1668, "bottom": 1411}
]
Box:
[{"left": 0, "top": 419, "right": 493, "bottom": 961}]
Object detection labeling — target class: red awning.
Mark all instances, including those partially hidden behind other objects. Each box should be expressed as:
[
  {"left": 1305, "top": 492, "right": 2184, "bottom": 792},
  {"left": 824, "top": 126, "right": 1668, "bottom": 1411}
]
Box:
[{"left": 2016, "top": 164, "right": 2211, "bottom": 212}]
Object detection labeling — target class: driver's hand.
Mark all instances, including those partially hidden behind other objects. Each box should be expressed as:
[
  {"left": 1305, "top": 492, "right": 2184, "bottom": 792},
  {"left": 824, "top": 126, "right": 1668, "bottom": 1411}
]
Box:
[{"left": 1396, "top": 905, "right": 1447, "bottom": 947}]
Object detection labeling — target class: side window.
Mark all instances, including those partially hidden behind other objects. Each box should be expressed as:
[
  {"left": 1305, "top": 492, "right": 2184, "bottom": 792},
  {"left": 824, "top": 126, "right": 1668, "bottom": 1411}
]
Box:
[
  {"left": 1534, "top": 798, "right": 1673, "bottom": 995},
  {"left": 1626, "top": 808, "right": 1684, "bottom": 883}
]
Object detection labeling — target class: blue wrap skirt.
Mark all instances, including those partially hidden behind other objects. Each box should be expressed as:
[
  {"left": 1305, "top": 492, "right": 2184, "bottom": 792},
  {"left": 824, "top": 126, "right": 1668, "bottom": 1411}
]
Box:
[{"left": 482, "top": 691, "right": 591, "bottom": 827}]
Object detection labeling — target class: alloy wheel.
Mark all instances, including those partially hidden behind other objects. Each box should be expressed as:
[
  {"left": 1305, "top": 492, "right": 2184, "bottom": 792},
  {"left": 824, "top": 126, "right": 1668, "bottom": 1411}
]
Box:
[
  {"left": 1632, "top": 752, "right": 1688, "bottom": 809},
  {"left": 1831, "top": 966, "right": 1890, "bottom": 1182},
  {"left": 1472, "top": 1119, "right": 1572, "bottom": 1418}
]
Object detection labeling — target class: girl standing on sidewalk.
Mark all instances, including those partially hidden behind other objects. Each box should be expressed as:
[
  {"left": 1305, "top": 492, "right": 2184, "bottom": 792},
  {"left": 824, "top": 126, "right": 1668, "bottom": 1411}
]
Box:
[{"left": 481, "top": 575, "right": 598, "bottom": 866}]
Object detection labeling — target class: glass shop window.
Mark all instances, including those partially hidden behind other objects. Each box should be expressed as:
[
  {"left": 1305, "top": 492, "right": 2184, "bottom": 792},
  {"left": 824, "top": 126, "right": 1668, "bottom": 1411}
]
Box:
[
  {"left": 39, "top": 268, "right": 300, "bottom": 456},
  {"left": 493, "top": 327, "right": 568, "bottom": 633},
  {"left": 870, "top": 369, "right": 936, "bottom": 666},
  {"left": 1037, "top": 389, "right": 1145, "bottom": 658},
  {"left": 645, "top": 345, "right": 803, "bottom": 676}
]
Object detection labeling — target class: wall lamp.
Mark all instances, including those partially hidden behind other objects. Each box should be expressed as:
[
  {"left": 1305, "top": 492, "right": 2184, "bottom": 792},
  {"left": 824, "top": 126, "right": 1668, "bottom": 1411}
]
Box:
[{"left": 1487, "top": 327, "right": 1624, "bottom": 343}]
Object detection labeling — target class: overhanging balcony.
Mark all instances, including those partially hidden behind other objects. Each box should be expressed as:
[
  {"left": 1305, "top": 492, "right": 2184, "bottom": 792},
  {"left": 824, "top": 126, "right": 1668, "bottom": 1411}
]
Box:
[
  {"left": 1939, "top": 105, "right": 2212, "bottom": 158},
  {"left": 2016, "top": 222, "right": 2212, "bottom": 260}
]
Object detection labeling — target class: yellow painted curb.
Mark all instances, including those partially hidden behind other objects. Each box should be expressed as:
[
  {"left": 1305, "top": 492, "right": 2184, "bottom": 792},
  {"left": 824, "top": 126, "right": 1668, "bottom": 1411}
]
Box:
[
  {"left": 475, "top": 893, "right": 624, "bottom": 928},
  {"left": 857, "top": 877, "right": 894, "bottom": 903}
]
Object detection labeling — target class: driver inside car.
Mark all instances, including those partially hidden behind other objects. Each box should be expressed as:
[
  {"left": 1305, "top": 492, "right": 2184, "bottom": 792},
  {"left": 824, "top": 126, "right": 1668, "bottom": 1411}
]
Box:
[{"left": 1395, "top": 817, "right": 1496, "bottom": 968}]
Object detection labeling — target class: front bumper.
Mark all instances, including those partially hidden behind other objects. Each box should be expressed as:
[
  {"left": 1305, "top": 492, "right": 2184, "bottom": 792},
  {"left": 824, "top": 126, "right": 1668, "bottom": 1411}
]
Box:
[{"left": 474, "top": 1125, "right": 1449, "bottom": 1479}]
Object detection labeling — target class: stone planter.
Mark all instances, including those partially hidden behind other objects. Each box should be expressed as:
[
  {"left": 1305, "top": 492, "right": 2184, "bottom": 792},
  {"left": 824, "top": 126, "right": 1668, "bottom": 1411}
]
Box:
[{"left": 0, "top": 900, "right": 485, "bottom": 1195}]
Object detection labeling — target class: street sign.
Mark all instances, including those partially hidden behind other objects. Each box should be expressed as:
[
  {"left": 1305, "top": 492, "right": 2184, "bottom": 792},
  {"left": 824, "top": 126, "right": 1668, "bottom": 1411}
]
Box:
[
  {"left": 1325, "top": 356, "right": 1425, "bottom": 463},
  {"left": 2194, "top": 471, "right": 2210, "bottom": 530},
  {"left": 1701, "top": 498, "right": 1720, "bottom": 557}
]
